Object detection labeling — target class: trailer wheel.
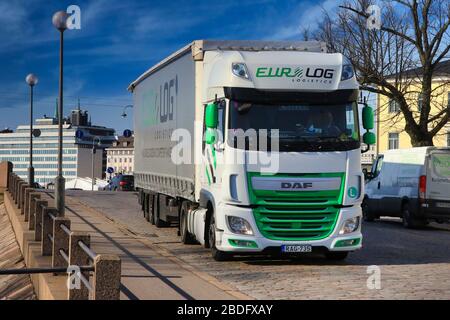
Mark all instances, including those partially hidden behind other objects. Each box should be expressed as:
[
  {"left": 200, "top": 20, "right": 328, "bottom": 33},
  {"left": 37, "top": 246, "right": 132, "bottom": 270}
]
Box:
[
  {"left": 208, "top": 214, "right": 230, "bottom": 261},
  {"left": 144, "top": 194, "right": 150, "bottom": 221},
  {"left": 155, "top": 195, "right": 169, "bottom": 228},
  {"left": 180, "top": 202, "right": 196, "bottom": 244},
  {"left": 149, "top": 195, "right": 155, "bottom": 225}
]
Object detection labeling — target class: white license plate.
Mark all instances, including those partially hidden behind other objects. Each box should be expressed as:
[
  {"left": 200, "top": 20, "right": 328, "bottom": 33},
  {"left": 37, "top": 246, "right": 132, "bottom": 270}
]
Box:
[
  {"left": 281, "top": 245, "right": 312, "bottom": 253},
  {"left": 436, "top": 202, "right": 450, "bottom": 208}
]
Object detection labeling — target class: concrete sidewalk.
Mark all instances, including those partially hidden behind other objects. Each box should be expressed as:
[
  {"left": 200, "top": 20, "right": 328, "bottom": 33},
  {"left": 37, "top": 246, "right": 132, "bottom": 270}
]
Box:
[
  {"left": 47, "top": 193, "right": 247, "bottom": 300},
  {"left": 0, "top": 203, "right": 35, "bottom": 300}
]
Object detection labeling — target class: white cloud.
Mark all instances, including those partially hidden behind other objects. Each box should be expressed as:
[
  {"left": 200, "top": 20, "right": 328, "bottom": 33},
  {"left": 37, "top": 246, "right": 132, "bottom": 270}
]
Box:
[{"left": 267, "top": 0, "right": 342, "bottom": 39}]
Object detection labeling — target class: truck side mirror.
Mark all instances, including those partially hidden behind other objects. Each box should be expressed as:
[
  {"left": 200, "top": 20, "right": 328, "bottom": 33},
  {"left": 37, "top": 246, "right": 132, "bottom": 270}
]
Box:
[
  {"left": 362, "top": 105, "right": 374, "bottom": 131},
  {"left": 363, "top": 131, "right": 376, "bottom": 145},
  {"left": 205, "top": 103, "right": 218, "bottom": 129},
  {"left": 205, "top": 129, "right": 216, "bottom": 145},
  {"left": 361, "top": 104, "right": 376, "bottom": 151}
]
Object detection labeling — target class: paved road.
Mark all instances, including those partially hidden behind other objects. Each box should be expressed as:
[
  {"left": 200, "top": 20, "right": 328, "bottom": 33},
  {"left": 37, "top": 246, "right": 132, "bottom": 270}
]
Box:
[{"left": 68, "top": 190, "right": 450, "bottom": 299}]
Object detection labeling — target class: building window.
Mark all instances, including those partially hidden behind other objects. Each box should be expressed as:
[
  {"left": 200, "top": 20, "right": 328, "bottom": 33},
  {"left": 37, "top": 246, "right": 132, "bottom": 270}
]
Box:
[
  {"left": 447, "top": 132, "right": 450, "bottom": 147},
  {"left": 388, "top": 133, "right": 399, "bottom": 150},
  {"left": 388, "top": 99, "right": 400, "bottom": 113},
  {"left": 124, "top": 158, "right": 127, "bottom": 163},
  {"left": 418, "top": 93, "right": 423, "bottom": 112}
]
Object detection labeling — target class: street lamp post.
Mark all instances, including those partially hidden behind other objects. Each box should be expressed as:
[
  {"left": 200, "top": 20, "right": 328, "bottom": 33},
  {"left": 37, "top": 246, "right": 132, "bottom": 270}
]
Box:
[
  {"left": 25, "top": 74, "right": 38, "bottom": 187},
  {"left": 91, "top": 136, "right": 101, "bottom": 191},
  {"left": 52, "top": 11, "right": 68, "bottom": 215},
  {"left": 121, "top": 105, "right": 133, "bottom": 118}
]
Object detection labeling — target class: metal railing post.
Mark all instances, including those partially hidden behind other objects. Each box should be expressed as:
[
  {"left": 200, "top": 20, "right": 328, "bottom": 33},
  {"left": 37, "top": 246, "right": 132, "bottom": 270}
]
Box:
[
  {"left": 92, "top": 254, "right": 121, "bottom": 300},
  {"left": 68, "top": 232, "right": 91, "bottom": 300}
]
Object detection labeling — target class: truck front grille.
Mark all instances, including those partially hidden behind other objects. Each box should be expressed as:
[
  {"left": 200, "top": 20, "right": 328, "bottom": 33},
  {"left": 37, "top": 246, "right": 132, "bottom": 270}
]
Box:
[
  {"left": 253, "top": 205, "right": 339, "bottom": 240},
  {"left": 247, "top": 172, "right": 345, "bottom": 241}
]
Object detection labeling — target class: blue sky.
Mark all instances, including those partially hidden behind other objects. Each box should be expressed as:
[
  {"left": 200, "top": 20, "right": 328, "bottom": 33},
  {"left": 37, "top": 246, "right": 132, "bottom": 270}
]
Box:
[{"left": 0, "top": 0, "right": 342, "bottom": 134}]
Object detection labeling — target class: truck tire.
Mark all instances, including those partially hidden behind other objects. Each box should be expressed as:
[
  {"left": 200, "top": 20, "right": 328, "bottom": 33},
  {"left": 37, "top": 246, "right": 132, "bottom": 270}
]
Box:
[
  {"left": 149, "top": 195, "right": 155, "bottom": 225},
  {"left": 402, "top": 203, "right": 426, "bottom": 229},
  {"left": 155, "top": 195, "right": 169, "bottom": 228},
  {"left": 144, "top": 194, "right": 150, "bottom": 221},
  {"left": 325, "top": 252, "right": 349, "bottom": 260},
  {"left": 208, "top": 214, "right": 230, "bottom": 261},
  {"left": 180, "top": 202, "right": 196, "bottom": 244},
  {"left": 362, "top": 198, "right": 376, "bottom": 222}
]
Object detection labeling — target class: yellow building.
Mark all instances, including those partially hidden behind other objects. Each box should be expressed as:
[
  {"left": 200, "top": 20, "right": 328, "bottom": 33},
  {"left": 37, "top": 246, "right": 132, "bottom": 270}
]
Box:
[{"left": 377, "top": 60, "right": 450, "bottom": 154}]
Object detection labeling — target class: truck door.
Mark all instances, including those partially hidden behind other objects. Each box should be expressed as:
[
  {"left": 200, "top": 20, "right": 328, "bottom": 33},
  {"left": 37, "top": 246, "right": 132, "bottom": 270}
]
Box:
[
  {"left": 427, "top": 150, "right": 450, "bottom": 202},
  {"left": 202, "top": 102, "right": 225, "bottom": 188}
]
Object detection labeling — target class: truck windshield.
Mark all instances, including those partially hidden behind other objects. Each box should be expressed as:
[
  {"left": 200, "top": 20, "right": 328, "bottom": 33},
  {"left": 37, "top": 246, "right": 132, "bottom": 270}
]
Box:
[{"left": 228, "top": 101, "right": 360, "bottom": 152}]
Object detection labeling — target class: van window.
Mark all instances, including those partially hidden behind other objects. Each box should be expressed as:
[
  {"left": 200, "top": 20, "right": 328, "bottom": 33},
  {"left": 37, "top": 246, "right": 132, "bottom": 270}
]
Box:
[{"left": 372, "top": 155, "right": 384, "bottom": 177}]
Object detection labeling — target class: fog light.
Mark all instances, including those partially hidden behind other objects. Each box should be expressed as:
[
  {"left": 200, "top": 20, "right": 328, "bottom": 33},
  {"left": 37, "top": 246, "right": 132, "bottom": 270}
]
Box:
[
  {"left": 227, "top": 216, "right": 254, "bottom": 235},
  {"left": 339, "top": 217, "right": 360, "bottom": 235},
  {"left": 229, "top": 239, "right": 258, "bottom": 248},
  {"left": 334, "top": 238, "right": 361, "bottom": 248}
]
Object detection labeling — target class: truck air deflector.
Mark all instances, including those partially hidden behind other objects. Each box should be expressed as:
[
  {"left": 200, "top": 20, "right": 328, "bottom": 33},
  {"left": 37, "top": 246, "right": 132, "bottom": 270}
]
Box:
[{"left": 224, "top": 88, "right": 358, "bottom": 105}]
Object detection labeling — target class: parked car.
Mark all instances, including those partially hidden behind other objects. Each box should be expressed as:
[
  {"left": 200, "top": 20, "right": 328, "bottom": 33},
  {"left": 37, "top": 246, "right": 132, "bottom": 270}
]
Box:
[
  {"left": 363, "top": 147, "right": 450, "bottom": 228},
  {"left": 106, "top": 175, "right": 135, "bottom": 191}
]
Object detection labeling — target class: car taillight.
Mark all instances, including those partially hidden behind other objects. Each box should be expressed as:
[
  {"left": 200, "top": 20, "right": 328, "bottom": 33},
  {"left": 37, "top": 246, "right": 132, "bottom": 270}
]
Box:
[
  {"left": 419, "top": 175, "right": 426, "bottom": 201},
  {"left": 119, "top": 181, "right": 127, "bottom": 186}
]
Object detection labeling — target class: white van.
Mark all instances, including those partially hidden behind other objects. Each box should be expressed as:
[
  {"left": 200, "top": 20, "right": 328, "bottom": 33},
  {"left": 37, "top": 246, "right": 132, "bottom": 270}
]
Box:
[{"left": 363, "top": 147, "right": 450, "bottom": 228}]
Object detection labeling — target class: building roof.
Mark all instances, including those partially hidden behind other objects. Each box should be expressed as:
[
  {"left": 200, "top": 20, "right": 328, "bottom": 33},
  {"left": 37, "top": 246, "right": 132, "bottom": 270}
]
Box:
[
  {"left": 388, "top": 59, "right": 450, "bottom": 79},
  {"left": 108, "top": 136, "right": 134, "bottom": 149}
]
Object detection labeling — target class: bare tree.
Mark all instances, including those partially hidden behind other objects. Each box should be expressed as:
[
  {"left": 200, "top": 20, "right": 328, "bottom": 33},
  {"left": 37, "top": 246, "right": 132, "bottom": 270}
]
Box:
[{"left": 317, "top": 0, "right": 450, "bottom": 146}]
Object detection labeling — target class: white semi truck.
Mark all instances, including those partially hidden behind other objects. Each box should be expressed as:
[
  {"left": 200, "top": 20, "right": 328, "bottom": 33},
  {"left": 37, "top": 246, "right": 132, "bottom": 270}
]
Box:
[{"left": 129, "top": 40, "right": 376, "bottom": 261}]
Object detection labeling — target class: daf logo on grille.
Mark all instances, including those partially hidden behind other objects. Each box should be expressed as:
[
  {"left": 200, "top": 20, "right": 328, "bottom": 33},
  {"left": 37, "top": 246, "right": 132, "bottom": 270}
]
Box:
[{"left": 281, "top": 182, "right": 313, "bottom": 189}]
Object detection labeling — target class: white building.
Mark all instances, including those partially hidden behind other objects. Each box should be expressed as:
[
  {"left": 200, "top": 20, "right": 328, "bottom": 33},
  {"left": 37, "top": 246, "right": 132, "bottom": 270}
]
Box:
[
  {"left": 361, "top": 144, "right": 377, "bottom": 169},
  {"left": 0, "top": 108, "right": 116, "bottom": 187},
  {"left": 106, "top": 136, "right": 134, "bottom": 176}
]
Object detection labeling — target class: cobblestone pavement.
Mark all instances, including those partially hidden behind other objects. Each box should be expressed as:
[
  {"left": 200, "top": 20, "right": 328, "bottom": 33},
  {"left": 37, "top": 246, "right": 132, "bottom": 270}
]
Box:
[{"left": 68, "top": 191, "right": 450, "bottom": 300}]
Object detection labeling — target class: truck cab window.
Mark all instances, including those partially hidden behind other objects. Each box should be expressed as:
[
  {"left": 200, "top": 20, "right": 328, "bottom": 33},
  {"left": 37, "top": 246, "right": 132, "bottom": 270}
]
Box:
[{"left": 227, "top": 101, "right": 360, "bottom": 152}]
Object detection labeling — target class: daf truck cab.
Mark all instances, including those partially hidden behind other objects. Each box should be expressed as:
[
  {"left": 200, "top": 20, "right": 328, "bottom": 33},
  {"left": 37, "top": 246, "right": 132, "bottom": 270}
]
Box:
[{"left": 130, "top": 40, "right": 376, "bottom": 261}]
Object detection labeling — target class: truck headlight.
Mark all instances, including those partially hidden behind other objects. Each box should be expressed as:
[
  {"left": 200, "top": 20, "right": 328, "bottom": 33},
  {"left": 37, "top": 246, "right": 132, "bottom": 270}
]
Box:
[
  {"left": 339, "top": 217, "right": 360, "bottom": 234},
  {"left": 227, "top": 216, "right": 254, "bottom": 235},
  {"left": 341, "top": 64, "right": 354, "bottom": 81},
  {"left": 232, "top": 63, "right": 250, "bottom": 80}
]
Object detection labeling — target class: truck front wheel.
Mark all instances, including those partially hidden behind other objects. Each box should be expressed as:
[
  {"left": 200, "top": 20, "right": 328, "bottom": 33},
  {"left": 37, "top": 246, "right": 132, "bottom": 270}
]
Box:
[
  {"left": 208, "top": 215, "right": 230, "bottom": 261},
  {"left": 180, "top": 202, "right": 196, "bottom": 244}
]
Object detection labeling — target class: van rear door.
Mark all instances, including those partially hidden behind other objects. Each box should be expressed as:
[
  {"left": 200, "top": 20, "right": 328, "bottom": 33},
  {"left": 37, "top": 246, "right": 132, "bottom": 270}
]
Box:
[{"left": 427, "top": 150, "right": 450, "bottom": 201}]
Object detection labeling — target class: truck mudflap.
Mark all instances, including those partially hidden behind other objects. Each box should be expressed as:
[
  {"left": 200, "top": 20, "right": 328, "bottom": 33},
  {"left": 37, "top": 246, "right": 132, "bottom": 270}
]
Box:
[{"left": 214, "top": 203, "right": 363, "bottom": 253}]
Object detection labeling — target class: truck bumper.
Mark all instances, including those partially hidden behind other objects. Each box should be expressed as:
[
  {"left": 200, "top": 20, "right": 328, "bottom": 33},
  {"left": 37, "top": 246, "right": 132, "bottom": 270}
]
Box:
[
  {"left": 419, "top": 199, "right": 450, "bottom": 220},
  {"left": 215, "top": 203, "right": 362, "bottom": 253}
]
